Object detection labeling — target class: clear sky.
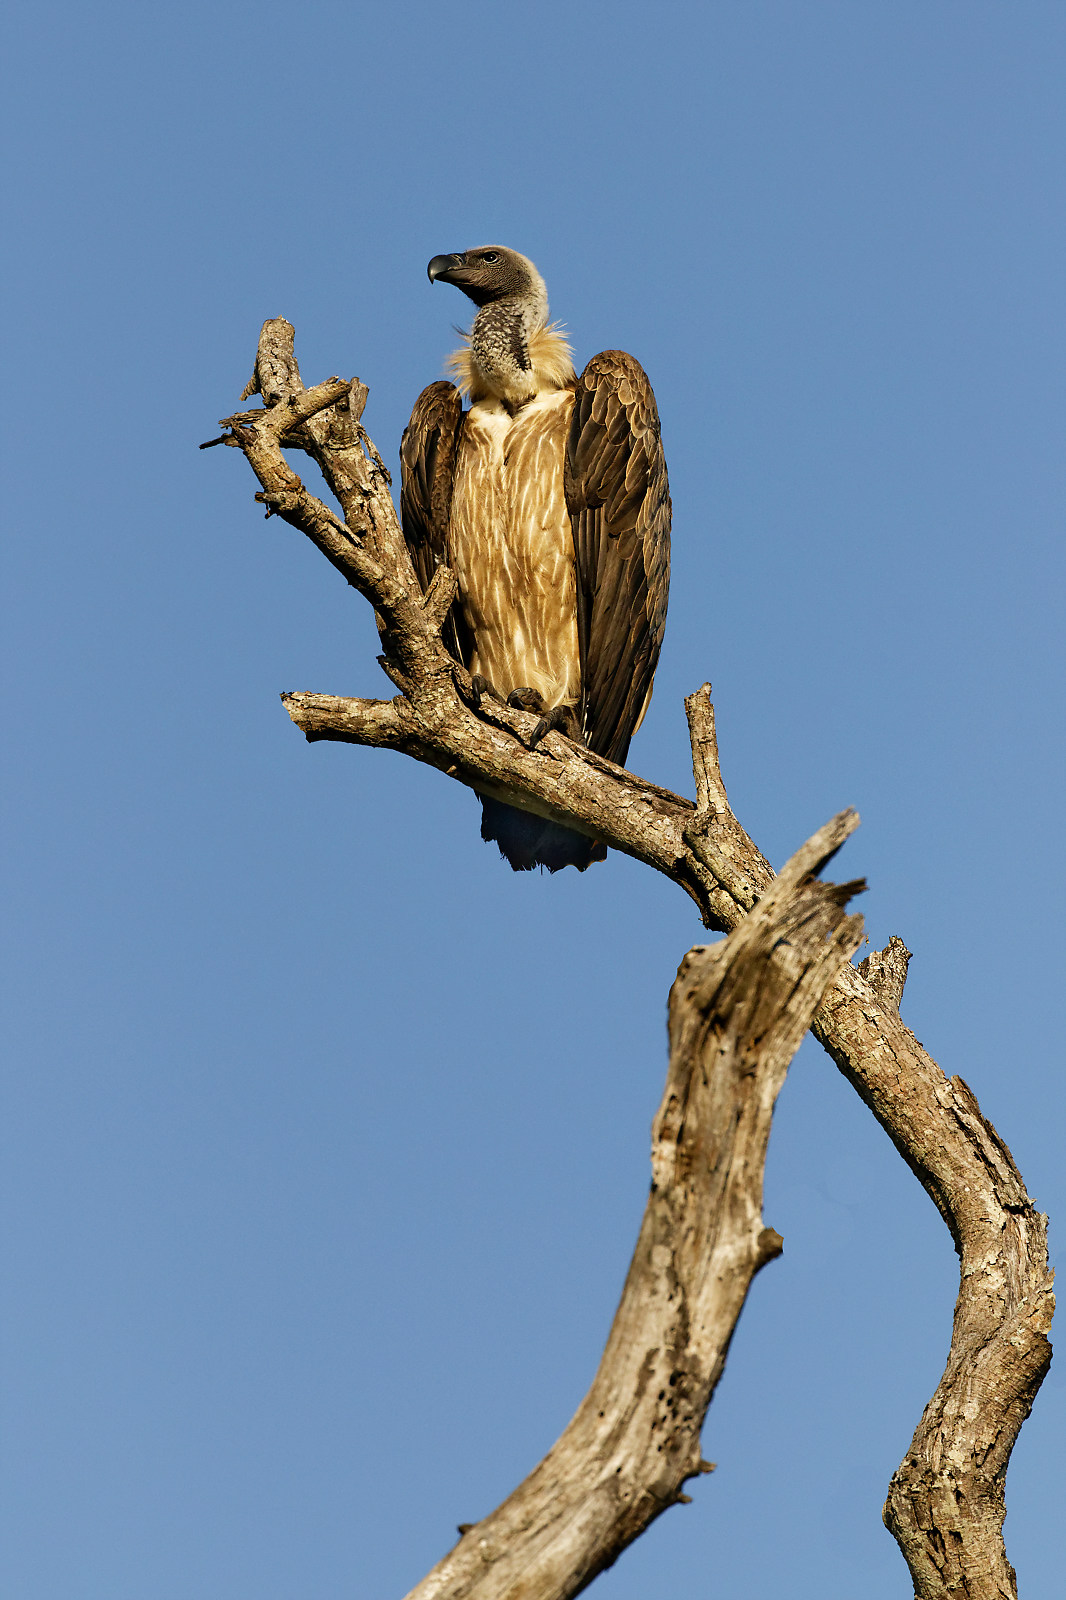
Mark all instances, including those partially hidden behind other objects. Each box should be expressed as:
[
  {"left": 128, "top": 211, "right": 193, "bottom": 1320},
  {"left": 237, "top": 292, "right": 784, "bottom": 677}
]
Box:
[{"left": 3, "top": 3, "right": 1062, "bottom": 1596}]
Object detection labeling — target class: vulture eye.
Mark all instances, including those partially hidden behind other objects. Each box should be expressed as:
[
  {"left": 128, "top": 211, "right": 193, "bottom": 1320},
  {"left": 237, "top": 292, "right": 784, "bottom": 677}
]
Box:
[{"left": 482, "top": 251, "right": 500, "bottom": 263}]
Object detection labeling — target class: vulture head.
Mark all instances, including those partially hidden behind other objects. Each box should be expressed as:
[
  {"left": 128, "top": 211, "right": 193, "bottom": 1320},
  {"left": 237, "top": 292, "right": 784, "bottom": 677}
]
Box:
[
  {"left": 427, "top": 246, "right": 546, "bottom": 313},
  {"left": 427, "top": 246, "right": 565, "bottom": 406}
]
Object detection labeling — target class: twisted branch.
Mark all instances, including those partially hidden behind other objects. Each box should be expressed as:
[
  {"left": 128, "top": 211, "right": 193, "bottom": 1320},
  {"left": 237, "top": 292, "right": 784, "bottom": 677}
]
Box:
[{"left": 206, "top": 319, "right": 1053, "bottom": 1599}]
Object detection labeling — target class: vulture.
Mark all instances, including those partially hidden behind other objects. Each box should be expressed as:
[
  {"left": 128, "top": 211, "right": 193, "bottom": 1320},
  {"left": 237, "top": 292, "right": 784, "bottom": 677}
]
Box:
[{"left": 401, "top": 246, "right": 670, "bottom": 872}]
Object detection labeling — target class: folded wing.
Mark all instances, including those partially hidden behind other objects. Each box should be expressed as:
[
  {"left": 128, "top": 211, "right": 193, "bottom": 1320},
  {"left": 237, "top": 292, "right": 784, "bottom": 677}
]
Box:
[
  {"left": 399, "top": 380, "right": 471, "bottom": 666},
  {"left": 565, "top": 351, "right": 671, "bottom": 766}
]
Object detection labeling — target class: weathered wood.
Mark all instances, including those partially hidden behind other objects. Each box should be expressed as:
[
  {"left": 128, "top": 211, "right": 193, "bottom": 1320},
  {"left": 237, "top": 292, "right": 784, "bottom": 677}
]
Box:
[
  {"left": 279, "top": 688, "right": 723, "bottom": 923},
  {"left": 815, "top": 968, "right": 1053, "bottom": 1599},
  {"left": 210, "top": 321, "right": 1054, "bottom": 1599},
  {"left": 858, "top": 933, "right": 912, "bottom": 1012},
  {"left": 403, "top": 817, "right": 865, "bottom": 1600}
]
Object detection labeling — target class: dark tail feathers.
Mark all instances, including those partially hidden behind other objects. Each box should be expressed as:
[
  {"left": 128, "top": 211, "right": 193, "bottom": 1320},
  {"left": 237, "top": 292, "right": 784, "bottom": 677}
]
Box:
[{"left": 479, "top": 796, "right": 607, "bottom": 873}]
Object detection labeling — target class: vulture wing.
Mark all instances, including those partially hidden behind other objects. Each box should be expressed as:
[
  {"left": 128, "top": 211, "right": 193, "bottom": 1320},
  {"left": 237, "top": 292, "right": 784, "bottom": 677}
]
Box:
[
  {"left": 399, "top": 380, "right": 471, "bottom": 665},
  {"left": 565, "top": 351, "right": 671, "bottom": 766}
]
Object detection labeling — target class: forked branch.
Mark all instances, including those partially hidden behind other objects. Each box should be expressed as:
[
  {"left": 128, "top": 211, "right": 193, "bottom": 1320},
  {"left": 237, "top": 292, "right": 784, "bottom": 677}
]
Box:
[
  {"left": 402, "top": 815, "right": 865, "bottom": 1600},
  {"left": 207, "top": 320, "right": 1053, "bottom": 1599}
]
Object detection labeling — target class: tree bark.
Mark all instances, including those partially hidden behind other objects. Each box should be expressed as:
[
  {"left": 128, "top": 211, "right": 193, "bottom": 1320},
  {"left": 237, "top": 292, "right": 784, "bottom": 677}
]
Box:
[
  {"left": 205, "top": 321, "right": 1054, "bottom": 1598},
  {"left": 403, "top": 813, "right": 865, "bottom": 1600}
]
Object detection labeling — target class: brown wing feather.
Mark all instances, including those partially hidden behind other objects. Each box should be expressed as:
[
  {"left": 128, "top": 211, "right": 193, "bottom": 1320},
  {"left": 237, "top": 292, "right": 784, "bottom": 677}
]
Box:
[
  {"left": 399, "top": 381, "right": 472, "bottom": 665},
  {"left": 565, "top": 351, "right": 671, "bottom": 766}
]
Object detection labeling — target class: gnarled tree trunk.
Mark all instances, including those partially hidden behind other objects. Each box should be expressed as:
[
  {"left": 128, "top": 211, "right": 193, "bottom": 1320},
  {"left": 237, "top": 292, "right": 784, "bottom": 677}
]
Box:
[{"left": 203, "top": 319, "right": 1053, "bottom": 1599}]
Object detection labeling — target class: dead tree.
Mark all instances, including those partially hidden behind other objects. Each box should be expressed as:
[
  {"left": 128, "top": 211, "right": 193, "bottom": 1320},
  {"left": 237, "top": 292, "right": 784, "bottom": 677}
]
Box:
[{"left": 203, "top": 320, "right": 1053, "bottom": 1599}]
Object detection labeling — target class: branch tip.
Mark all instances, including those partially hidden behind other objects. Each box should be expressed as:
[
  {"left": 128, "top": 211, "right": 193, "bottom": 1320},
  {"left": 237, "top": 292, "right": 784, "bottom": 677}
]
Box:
[
  {"left": 858, "top": 935, "right": 913, "bottom": 1013},
  {"left": 756, "top": 1226, "right": 784, "bottom": 1265},
  {"left": 774, "top": 808, "right": 861, "bottom": 895},
  {"left": 684, "top": 683, "right": 727, "bottom": 812},
  {"left": 421, "top": 564, "right": 459, "bottom": 631}
]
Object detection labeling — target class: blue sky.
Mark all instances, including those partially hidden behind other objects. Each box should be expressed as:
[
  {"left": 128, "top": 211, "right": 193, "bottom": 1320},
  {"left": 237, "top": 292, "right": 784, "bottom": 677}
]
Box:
[{"left": 2, "top": 3, "right": 1062, "bottom": 1596}]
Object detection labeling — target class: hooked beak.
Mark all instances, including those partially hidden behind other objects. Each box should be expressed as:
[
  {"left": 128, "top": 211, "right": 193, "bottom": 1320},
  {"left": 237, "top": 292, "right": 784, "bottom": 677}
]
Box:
[{"left": 427, "top": 252, "right": 465, "bottom": 284}]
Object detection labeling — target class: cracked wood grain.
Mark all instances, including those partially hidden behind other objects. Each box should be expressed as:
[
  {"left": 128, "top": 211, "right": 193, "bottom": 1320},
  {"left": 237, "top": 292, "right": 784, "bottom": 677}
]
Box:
[{"left": 403, "top": 815, "right": 865, "bottom": 1600}]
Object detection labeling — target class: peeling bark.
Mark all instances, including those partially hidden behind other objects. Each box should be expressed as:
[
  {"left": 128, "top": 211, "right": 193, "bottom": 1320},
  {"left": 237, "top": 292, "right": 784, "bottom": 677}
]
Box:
[{"left": 205, "top": 320, "right": 1053, "bottom": 1598}]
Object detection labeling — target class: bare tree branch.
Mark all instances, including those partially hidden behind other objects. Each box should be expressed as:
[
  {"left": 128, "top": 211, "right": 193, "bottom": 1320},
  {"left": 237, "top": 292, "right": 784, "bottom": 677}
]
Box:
[
  {"left": 403, "top": 816, "right": 865, "bottom": 1600},
  {"left": 858, "top": 933, "right": 912, "bottom": 1012},
  {"left": 818, "top": 970, "right": 1053, "bottom": 1598},
  {"left": 208, "top": 322, "right": 1054, "bottom": 1598}
]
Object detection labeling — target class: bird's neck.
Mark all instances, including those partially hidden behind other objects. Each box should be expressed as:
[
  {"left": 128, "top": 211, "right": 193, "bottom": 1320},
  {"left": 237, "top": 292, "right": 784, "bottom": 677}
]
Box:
[
  {"left": 445, "top": 320, "right": 575, "bottom": 409},
  {"left": 470, "top": 291, "right": 547, "bottom": 408}
]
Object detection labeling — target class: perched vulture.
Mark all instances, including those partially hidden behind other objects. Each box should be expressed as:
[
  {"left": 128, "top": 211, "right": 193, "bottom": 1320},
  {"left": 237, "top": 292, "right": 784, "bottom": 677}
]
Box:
[{"left": 401, "top": 246, "right": 671, "bottom": 871}]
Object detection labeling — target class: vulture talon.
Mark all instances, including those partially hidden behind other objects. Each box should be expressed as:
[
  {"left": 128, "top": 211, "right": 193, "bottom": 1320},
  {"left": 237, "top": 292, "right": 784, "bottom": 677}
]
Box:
[
  {"left": 529, "top": 705, "right": 576, "bottom": 749},
  {"left": 506, "top": 686, "right": 546, "bottom": 714},
  {"left": 469, "top": 673, "right": 503, "bottom": 710}
]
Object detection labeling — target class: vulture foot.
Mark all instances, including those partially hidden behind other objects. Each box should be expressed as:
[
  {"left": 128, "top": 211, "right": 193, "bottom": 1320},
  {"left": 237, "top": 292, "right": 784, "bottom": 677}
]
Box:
[
  {"left": 469, "top": 681, "right": 578, "bottom": 748},
  {"left": 468, "top": 673, "right": 505, "bottom": 711},
  {"left": 505, "top": 686, "right": 546, "bottom": 714},
  {"left": 529, "top": 704, "right": 579, "bottom": 748},
  {"left": 502, "top": 690, "right": 580, "bottom": 748}
]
